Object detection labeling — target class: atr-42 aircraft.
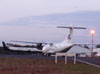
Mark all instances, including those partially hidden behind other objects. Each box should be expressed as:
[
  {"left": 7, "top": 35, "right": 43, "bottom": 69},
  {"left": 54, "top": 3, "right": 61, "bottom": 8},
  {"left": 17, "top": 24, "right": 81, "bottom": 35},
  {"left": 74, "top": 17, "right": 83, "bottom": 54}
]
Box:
[
  {"left": 42, "top": 26, "right": 86, "bottom": 54},
  {"left": 2, "top": 26, "right": 86, "bottom": 54}
]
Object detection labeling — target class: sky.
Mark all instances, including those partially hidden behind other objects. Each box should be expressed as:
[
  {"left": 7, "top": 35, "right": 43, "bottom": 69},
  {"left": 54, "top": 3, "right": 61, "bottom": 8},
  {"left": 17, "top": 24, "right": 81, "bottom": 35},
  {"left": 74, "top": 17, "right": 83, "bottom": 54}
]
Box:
[
  {"left": 0, "top": 0, "right": 100, "bottom": 45},
  {"left": 0, "top": 0, "right": 100, "bottom": 22}
]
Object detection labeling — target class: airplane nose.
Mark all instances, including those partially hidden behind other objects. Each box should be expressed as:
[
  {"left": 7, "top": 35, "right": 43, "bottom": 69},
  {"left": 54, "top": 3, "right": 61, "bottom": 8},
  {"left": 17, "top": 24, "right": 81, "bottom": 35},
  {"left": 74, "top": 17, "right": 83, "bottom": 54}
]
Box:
[
  {"left": 42, "top": 46, "right": 48, "bottom": 53},
  {"left": 42, "top": 47, "right": 46, "bottom": 53},
  {"left": 42, "top": 50, "right": 45, "bottom": 53}
]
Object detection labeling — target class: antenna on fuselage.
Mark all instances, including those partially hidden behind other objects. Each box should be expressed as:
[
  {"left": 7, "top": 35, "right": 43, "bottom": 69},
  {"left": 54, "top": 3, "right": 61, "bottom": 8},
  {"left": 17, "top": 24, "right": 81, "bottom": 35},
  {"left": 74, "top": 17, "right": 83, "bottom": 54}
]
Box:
[{"left": 57, "top": 25, "right": 86, "bottom": 43}]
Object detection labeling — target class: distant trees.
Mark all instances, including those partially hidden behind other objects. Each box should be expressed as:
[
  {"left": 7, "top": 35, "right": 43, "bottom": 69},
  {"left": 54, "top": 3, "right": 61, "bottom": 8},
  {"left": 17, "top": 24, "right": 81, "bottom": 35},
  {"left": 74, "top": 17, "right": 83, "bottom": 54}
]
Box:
[
  {"left": 84, "top": 44, "right": 89, "bottom": 49},
  {"left": 96, "top": 44, "right": 100, "bottom": 48},
  {"left": 79, "top": 44, "right": 90, "bottom": 49}
]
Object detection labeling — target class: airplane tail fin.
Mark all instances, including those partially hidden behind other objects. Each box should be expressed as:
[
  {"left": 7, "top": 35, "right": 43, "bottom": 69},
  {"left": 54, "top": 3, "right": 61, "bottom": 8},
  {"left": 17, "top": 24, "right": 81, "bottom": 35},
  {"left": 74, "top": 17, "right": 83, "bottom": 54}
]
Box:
[
  {"left": 57, "top": 26, "right": 86, "bottom": 43},
  {"left": 2, "top": 41, "right": 9, "bottom": 50}
]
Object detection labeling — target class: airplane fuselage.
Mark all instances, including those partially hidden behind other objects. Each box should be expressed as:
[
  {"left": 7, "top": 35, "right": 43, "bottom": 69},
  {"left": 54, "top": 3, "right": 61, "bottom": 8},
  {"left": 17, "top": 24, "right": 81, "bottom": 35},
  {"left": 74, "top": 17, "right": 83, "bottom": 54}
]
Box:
[{"left": 42, "top": 40, "right": 74, "bottom": 53}]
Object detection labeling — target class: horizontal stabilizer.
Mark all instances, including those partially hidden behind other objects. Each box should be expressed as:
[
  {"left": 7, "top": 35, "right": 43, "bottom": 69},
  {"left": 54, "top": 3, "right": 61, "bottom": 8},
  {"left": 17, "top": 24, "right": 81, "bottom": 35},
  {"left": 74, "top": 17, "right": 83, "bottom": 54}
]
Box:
[{"left": 57, "top": 26, "right": 86, "bottom": 29}]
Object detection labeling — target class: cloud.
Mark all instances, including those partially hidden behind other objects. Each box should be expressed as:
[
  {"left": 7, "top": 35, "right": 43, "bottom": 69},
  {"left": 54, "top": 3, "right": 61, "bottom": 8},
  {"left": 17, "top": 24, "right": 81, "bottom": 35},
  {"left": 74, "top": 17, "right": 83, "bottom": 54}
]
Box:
[
  {"left": 0, "top": 0, "right": 100, "bottom": 22},
  {"left": 0, "top": 11, "right": 100, "bottom": 44}
]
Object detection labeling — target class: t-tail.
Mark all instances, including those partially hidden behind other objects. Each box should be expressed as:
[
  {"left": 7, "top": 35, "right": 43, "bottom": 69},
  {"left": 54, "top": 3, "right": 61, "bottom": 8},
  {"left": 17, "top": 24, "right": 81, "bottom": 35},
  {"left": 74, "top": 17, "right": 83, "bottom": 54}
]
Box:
[
  {"left": 57, "top": 25, "right": 86, "bottom": 43},
  {"left": 2, "top": 41, "right": 9, "bottom": 50}
]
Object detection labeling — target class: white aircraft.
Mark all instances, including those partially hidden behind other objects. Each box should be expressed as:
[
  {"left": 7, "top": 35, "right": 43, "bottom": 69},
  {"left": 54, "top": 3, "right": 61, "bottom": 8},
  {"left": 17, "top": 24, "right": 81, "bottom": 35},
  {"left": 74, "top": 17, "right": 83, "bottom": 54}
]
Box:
[
  {"left": 2, "top": 26, "right": 86, "bottom": 54},
  {"left": 42, "top": 26, "right": 86, "bottom": 54}
]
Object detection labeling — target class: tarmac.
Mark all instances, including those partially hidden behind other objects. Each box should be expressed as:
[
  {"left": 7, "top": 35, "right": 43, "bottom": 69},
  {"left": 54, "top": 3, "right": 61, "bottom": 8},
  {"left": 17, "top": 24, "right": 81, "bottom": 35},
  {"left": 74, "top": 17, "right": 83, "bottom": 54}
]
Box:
[{"left": 76, "top": 57, "right": 100, "bottom": 68}]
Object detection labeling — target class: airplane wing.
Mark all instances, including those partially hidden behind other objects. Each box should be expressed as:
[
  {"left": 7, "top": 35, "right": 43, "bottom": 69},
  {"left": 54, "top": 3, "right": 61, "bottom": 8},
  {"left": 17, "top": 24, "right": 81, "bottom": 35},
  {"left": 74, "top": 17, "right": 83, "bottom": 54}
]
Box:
[
  {"left": 74, "top": 43, "right": 98, "bottom": 45},
  {"left": 11, "top": 40, "right": 46, "bottom": 44},
  {"left": 10, "top": 40, "right": 51, "bottom": 45},
  {"left": 74, "top": 43, "right": 100, "bottom": 49}
]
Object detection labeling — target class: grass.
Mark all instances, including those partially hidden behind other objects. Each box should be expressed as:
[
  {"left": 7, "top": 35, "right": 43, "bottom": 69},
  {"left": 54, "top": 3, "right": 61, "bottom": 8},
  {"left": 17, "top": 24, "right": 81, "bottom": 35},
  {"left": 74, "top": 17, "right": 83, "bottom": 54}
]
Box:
[{"left": 0, "top": 58, "right": 99, "bottom": 74}]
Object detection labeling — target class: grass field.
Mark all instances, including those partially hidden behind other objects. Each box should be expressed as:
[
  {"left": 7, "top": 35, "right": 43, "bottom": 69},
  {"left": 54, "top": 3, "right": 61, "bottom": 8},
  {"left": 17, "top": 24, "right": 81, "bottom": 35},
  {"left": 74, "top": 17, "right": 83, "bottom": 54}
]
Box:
[{"left": 0, "top": 58, "right": 99, "bottom": 74}]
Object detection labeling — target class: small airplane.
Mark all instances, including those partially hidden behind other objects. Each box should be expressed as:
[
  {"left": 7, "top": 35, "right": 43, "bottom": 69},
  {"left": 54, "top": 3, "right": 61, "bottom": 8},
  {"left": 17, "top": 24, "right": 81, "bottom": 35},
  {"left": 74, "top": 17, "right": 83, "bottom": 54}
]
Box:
[
  {"left": 42, "top": 26, "right": 86, "bottom": 54},
  {"left": 2, "top": 25, "right": 86, "bottom": 55},
  {"left": 2, "top": 41, "right": 45, "bottom": 53}
]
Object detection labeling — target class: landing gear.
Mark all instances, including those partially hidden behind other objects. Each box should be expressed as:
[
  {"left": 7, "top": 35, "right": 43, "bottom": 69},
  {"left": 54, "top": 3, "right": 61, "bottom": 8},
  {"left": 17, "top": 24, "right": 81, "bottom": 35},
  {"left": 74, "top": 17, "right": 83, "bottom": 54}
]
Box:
[
  {"left": 43, "top": 53, "right": 51, "bottom": 56},
  {"left": 47, "top": 53, "right": 51, "bottom": 56}
]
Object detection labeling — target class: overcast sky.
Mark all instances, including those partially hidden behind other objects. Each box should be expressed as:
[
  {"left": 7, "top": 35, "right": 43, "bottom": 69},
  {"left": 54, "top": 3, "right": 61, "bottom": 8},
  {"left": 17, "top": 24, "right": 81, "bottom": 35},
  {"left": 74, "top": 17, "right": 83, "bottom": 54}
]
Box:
[
  {"left": 0, "top": 0, "right": 100, "bottom": 22},
  {"left": 0, "top": 0, "right": 100, "bottom": 45}
]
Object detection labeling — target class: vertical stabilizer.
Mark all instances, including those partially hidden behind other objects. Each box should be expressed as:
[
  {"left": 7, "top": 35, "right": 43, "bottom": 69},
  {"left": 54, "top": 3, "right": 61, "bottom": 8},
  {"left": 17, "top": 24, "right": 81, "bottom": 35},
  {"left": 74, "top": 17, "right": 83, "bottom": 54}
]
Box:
[
  {"left": 67, "top": 27, "right": 73, "bottom": 43},
  {"left": 2, "top": 41, "right": 9, "bottom": 50},
  {"left": 57, "top": 25, "right": 86, "bottom": 43}
]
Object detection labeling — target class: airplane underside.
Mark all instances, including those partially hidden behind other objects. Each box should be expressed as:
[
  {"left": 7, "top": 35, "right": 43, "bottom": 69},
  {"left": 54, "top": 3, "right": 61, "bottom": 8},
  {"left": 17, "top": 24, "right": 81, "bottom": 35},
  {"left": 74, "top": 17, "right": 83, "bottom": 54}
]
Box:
[{"left": 59, "top": 45, "right": 74, "bottom": 53}]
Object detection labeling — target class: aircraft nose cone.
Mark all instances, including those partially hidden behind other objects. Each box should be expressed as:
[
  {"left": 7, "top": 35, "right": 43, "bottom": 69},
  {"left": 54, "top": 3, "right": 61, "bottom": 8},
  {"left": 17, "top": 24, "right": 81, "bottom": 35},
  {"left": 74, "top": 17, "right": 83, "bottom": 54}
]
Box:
[
  {"left": 42, "top": 45, "right": 49, "bottom": 53},
  {"left": 42, "top": 47, "right": 46, "bottom": 53}
]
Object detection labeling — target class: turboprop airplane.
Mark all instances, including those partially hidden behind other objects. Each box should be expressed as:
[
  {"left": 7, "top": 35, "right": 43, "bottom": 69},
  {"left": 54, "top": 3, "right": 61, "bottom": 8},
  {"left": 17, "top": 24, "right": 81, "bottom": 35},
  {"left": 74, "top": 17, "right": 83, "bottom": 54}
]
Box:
[
  {"left": 42, "top": 26, "right": 86, "bottom": 54},
  {"left": 2, "top": 26, "right": 86, "bottom": 54}
]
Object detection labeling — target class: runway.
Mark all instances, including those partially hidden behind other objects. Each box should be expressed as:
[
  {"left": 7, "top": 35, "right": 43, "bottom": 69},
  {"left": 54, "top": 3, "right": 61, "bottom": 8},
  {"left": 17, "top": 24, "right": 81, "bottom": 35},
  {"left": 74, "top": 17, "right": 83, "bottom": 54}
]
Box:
[
  {"left": 76, "top": 57, "right": 100, "bottom": 68},
  {"left": 0, "top": 54, "right": 100, "bottom": 68}
]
